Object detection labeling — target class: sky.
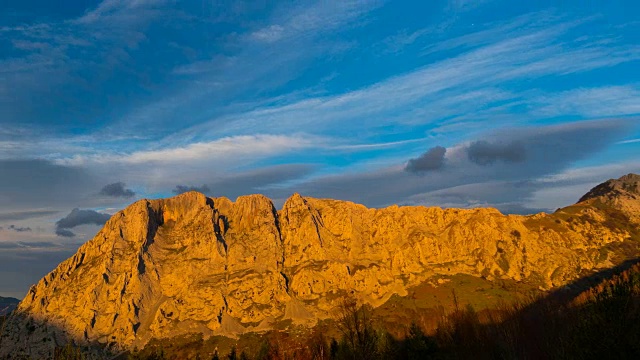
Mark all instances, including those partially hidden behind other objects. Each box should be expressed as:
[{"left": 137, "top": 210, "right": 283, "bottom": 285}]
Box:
[{"left": 0, "top": 0, "right": 639, "bottom": 298}]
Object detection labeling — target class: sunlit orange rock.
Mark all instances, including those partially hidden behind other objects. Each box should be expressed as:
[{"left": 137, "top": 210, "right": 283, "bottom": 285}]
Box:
[{"left": 1, "top": 174, "right": 639, "bottom": 358}]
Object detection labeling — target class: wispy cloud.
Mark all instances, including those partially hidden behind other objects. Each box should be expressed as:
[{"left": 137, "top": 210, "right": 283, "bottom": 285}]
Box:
[
  {"left": 533, "top": 85, "right": 640, "bottom": 118},
  {"left": 175, "top": 15, "right": 639, "bottom": 143},
  {"left": 618, "top": 138, "right": 640, "bottom": 144},
  {"left": 249, "top": 0, "right": 380, "bottom": 42},
  {"left": 0, "top": 0, "right": 173, "bottom": 126},
  {"left": 0, "top": 241, "right": 60, "bottom": 250},
  {"left": 74, "top": 0, "right": 169, "bottom": 24},
  {"left": 250, "top": 25, "right": 285, "bottom": 43},
  {"left": 117, "top": 0, "right": 380, "bottom": 134},
  {"left": 0, "top": 210, "right": 60, "bottom": 222},
  {"left": 60, "top": 134, "right": 320, "bottom": 166},
  {"left": 333, "top": 138, "right": 426, "bottom": 151}
]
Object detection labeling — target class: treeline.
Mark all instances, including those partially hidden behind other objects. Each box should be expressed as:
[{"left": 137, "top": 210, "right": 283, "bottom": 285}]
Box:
[{"left": 54, "top": 263, "right": 640, "bottom": 359}]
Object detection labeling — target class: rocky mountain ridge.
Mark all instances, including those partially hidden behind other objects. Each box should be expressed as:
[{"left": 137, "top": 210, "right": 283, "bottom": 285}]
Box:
[
  {"left": 0, "top": 297, "right": 19, "bottom": 317},
  {"left": 1, "top": 174, "right": 639, "bottom": 359}
]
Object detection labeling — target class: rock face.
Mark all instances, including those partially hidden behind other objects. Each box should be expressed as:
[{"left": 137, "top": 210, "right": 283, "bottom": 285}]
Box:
[{"left": 2, "top": 174, "right": 640, "bottom": 358}]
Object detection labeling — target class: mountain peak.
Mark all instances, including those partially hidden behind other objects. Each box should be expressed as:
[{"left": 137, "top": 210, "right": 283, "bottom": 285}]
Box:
[
  {"left": 619, "top": 173, "right": 640, "bottom": 183},
  {"left": 578, "top": 173, "right": 640, "bottom": 203},
  {"left": 282, "top": 192, "right": 308, "bottom": 208}
]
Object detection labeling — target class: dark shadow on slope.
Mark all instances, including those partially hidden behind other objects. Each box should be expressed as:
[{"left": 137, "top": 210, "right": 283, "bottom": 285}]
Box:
[
  {"left": 544, "top": 256, "right": 640, "bottom": 302},
  {"left": 431, "top": 258, "right": 640, "bottom": 360},
  {"left": 0, "top": 311, "right": 120, "bottom": 359}
]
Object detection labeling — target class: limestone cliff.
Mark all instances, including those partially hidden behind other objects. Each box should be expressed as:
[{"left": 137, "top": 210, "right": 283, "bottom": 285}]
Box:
[{"left": 1, "top": 174, "right": 639, "bottom": 358}]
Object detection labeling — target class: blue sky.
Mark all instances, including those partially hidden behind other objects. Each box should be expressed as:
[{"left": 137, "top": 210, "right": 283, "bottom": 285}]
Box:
[{"left": 0, "top": 0, "right": 639, "bottom": 297}]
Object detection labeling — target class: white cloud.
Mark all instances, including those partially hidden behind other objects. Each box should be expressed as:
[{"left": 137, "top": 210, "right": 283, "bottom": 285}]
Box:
[
  {"left": 123, "top": 134, "right": 315, "bottom": 164},
  {"left": 251, "top": 25, "right": 285, "bottom": 43},
  {"left": 618, "top": 138, "right": 640, "bottom": 144},
  {"left": 74, "top": 0, "right": 168, "bottom": 24},
  {"left": 59, "top": 134, "right": 320, "bottom": 166},
  {"left": 533, "top": 86, "right": 640, "bottom": 118}
]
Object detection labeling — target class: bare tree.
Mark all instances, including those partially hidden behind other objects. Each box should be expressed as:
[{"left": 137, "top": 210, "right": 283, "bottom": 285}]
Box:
[{"left": 336, "top": 297, "right": 378, "bottom": 360}]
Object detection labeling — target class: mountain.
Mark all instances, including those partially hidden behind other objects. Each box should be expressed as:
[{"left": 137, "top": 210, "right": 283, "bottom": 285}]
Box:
[
  {"left": 1, "top": 174, "right": 639, "bottom": 359},
  {"left": 579, "top": 173, "right": 640, "bottom": 203},
  {"left": 578, "top": 173, "right": 640, "bottom": 224},
  {"left": 0, "top": 297, "right": 19, "bottom": 316}
]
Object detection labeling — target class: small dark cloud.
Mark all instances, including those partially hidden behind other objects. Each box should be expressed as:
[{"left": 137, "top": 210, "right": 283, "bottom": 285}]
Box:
[
  {"left": 172, "top": 184, "right": 211, "bottom": 195},
  {"left": 55, "top": 208, "right": 111, "bottom": 237},
  {"left": 405, "top": 146, "right": 447, "bottom": 173},
  {"left": 466, "top": 140, "right": 526, "bottom": 165},
  {"left": 55, "top": 228, "right": 76, "bottom": 238},
  {"left": 56, "top": 209, "right": 111, "bottom": 229},
  {"left": 7, "top": 225, "right": 32, "bottom": 232},
  {"left": 99, "top": 182, "right": 135, "bottom": 198}
]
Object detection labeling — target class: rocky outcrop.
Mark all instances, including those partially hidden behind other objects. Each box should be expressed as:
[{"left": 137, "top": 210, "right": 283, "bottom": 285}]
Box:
[
  {"left": 578, "top": 173, "right": 640, "bottom": 224},
  {"left": 1, "top": 175, "right": 639, "bottom": 358},
  {"left": 579, "top": 173, "right": 640, "bottom": 203}
]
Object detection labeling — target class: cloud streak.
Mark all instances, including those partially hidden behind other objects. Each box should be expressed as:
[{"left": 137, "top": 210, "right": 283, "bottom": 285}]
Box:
[
  {"left": 466, "top": 140, "right": 526, "bottom": 165},
  {"left": 0, "top": 210, "right": 59, "bottom": 221},
  {"left": 60, "top": 134, "right": 319, "bottom": 166}
]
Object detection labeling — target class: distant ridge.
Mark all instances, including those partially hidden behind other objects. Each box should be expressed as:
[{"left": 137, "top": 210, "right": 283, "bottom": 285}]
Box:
[{"left": 0, "top": 296, "right": 19, "bottom": 316}]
